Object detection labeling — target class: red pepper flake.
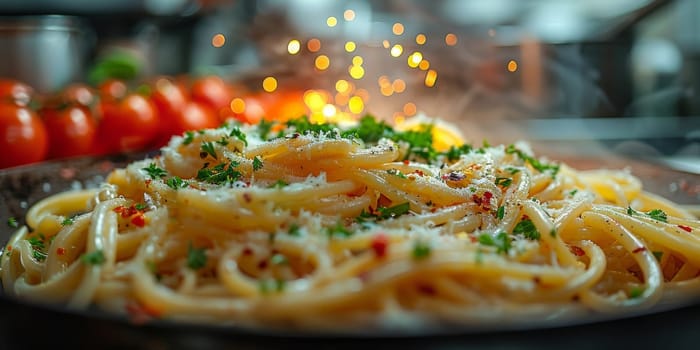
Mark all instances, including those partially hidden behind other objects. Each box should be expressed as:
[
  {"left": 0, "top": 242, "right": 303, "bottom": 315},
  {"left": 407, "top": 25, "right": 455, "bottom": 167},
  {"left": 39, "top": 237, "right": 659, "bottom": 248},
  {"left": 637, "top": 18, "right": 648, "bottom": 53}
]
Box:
[
  {"left": 257, "top": 260, "right": 268, "bottom": 270},
  {"left": 145, "top": 179, "right": 152, "bottom": 187},
  {"left": 416, "top": 284, "right": 436, "bottom": 295},
  {"left": 569, "top": 246, "right": 585, "bottom": 256},
  {"left": 243, "top": 193, "right": 252, "bottom": 203},
  {"left": 472, "top": 191, "right": 493, "bottom": 211},
  {"left": 371, "top": 233, "right": 389, "bottom": 258},
  {"left": 403, "top": 159, "right": 410, "bottom": 165},
  {"left": 413, "top": 169, "right": 424, "bottom": 176},
  {"left": 242, "top": 247, "right": 253, "bottom": 256},
  {"left": 632, "top": 247, "right": 646, "bottom": 254},
  {"left": 125, "top": 301, "right": 161, "bottom": 325},
  {"left": 678, "top": 225, "right": 692, "bottom": 233},
  {"left": 113, "top": 206, "right": 125, "bottom": 214},
  {"left": 56, "top": 247, "right": 66, "bottom": 256},
  {"left": 131, "top": 214, "right": 146, "bottom": 227}
]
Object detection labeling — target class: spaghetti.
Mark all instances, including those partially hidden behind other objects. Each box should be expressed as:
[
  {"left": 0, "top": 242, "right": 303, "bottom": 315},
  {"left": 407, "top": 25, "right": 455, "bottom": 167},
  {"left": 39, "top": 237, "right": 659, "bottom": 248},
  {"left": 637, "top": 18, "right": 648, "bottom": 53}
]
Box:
[{"left": 1, "top": 114, "right": 699, "bottom": 332}]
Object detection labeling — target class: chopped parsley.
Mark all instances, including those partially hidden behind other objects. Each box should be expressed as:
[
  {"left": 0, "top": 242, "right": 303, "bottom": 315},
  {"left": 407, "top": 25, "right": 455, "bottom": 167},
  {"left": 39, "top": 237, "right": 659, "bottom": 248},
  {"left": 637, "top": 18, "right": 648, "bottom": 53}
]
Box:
[
  {"left": 628, "top": 287, "right": 645, "bottom": 299},
  {"left": 412, "top": 240, "right": 432, "bottom": 260},
  {"left": 200, "top": 141, "right": 217, "bottom": 159},
  {"left": 134, "top": 203, "right": 148, "bottom": 211},
  {"left": 268, "top": 179, "right": 288, "bottom": 189},
  {"left": 287, "top": 117, "right": 336, "bottom": 135},
  {"left": 81, "top": 250, "right": 106, "bottom": 265},
  {"left": 197, "top": 162, "right": 242, "bottom": 185},
  {"left": 287, "top": 223, "right": 301, "bottom": 236},
  {"left": 253, "top": 156, "right": 264, "bottom": 171},
  {"left": 513, "top": 218, "right": 540, "bottom": 240},
  {"left": 478, "top": 232, "right": 512, "bottom": 254},
  {"left": 270, "top": 253, "right": 289, "bottom": 265},
  {"left": 495, "top": 177, "right": 512, "bottom": 187},
  {"left": 259, "top": 278, "right": 285, "bottom": 294},
  {"left": 496, "top": 206, "right": 505, "bottom": 220},
  {"left": 325, "top": 222, "right": 353, "bottom": 238},
  {"left": 646, "top": 209, "right": 668, "bottom": 223},
  {"left": 27, "top": 235, "right": 47, "bottom": 260},
  {"left": 652, "top": 251, "right": 664, "bottom": 261},
  {"left": 257, "top": 119, "right": 274, "bottom": 140},
  {"left": 229, "top": 127, "right": 248, "bottom": 146},
  {"left": 186, "top": 242, "right": 207, "bottom": 269},
  {"left": 376, "top": 202, "right": 411, "bottom": 219},
  {"left": 142, "top": 163, "right": 167, "bottom": 180},
  {"left": 505, "top": 144, "right": 559, "bottom": 176},
  {"left": 505, "top": 167, "right": 521, "bottom": 175},
  {"left": 386, "top": 168, "right": 407, "bottom": 179},
  {"left": 61, "top": 216, "right": 75, "bottom": 226},
  {"left": 166, "top": 176, "right": 188, "bottom": 190},
  {"left": 182, "top": 131, "right": 195, "bottom": 145},
  {"left": 569, "top": 189, "right": 578, "bottom": 196},
  {"left": 7, "top": 217, "right": 18, "bottom": 228},
  {"left": 442, "top": 144, "right": 472, "bottom": 162},
  {"left": 216, "top": 136, "right": 230, "bottom": 146}
]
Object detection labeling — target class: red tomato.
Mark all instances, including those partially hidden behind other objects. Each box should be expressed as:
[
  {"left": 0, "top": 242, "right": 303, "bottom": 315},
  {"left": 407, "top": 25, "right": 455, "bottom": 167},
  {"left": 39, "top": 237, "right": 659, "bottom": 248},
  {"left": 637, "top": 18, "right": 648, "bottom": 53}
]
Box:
[
  {"left": 154, "top": 100, "right": 219, "bottom": 147},
  {"left": 150, "top": 77, "right": 188, "bottom": 146},
  {"left": 97, "top": 93, "right": 159, "bottom": 154},
  {"left": 42, "top": 105, "right": 97, "bottom": 159},
  {"left": 262, "top": 90, "right": 308, "bottom": 122},
  {"left": 0, "top": 79, "right": 34, "bottom": 107},
  {"left": 222, "top": 94, "right": 267, "bottom": 124},
  {"left": 98, "top": 79, "right": 128, "bottom": 101},
  {"left": 60, "top": 83, "right": 99, "bottom": 109},
  {"left": 0, "top": 103, "right": 48, "bottom": 168},
  {"left": 190, "top": 75, "right": 232, "bottom": 113}
]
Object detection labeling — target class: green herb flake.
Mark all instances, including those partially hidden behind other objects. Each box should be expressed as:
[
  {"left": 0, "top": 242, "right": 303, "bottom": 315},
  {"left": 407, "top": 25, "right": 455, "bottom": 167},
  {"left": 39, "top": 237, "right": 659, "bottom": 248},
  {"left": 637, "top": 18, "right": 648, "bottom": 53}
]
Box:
[
  {"left": 81, "top": 250, "right": 106, "bottom": 265},
  {"left": 496, "top": 206, "right": 505, "bottom": 220},
  {"left": 628, "top": 287, "right": 645, "bottom": 299},
  {"left": 142, "top": 163, "right": 168, "bottom": 180},
  {"left": 505, "top": 144, "right": 559, "bottom": 176},
  {"left": 325, "top": 222, "right": 353, "bottom": 238},
  {"left": 513, "top": 218, "right": 540, "bottom": 240},
  {"left": 253, "top": 156, "right": 264, "bottom": 171},
  {"left": 61, "top": 216, "right": 75, "bottom": 226},
  {"left": 478, "top": 232, "right": 512, "bottom": 254},
  {"left": 259, "top": 278, "right": 285, "bottom": 294},
  {"left": 229, "top": 127, "right": 248, "bottom": 146},
  {"left": 646, "top": 209, "right": 667, "bottom": 223},
  {"left": 186, "top": 242, "right": 207, "bottom": 270},
  {"left": 627, "top": 207, "right": 636, "bottom": 216},
  {"left": 270, "top": 254, "right": 289, "bottom": 265},
  {"left": 377, "top": 202, "right": 411, "bottom": 220},
  {"left": 412, "top": 240, "right": 432, "bottom": 260},
  {"left": 134, "top": 203, "right": 148, "bottom": 211},
  {"left": 7, "top": 217, "right": 18, "bottom": 228},
  {"left": 166, "top": 176, "right": 188, "bottom": 190},
  {"left": 197, "top": 162, "right": 242, "bottom": 185},
  {"left": 268, "top": 179, "right": 289, "bottom": 189},
  {"left": 257, "top": 119, "right": 274, "bottom": 140},
  {"left": 652, "top": 251, "right": 664, "bottom": 261},
  {"left": 288, "top": 223, "right": 301, "bottom": 236},
  {"left": 200, "top": 141, "right": 217, "bottom": 159},
  {"left": 550, "top": 228, "right": 557, "bottom": 238},
  {"left": 495, "top": 177, "right": 512, "bottom": 187},
  {"left": 182, "top": 131, "right": 195, "bottom": 145},
  {"left": 569, "top": 189, "right": 578, "bottom": 196},
  {"left": 386, "top": 168, "right": 407, "bottom": 179}
]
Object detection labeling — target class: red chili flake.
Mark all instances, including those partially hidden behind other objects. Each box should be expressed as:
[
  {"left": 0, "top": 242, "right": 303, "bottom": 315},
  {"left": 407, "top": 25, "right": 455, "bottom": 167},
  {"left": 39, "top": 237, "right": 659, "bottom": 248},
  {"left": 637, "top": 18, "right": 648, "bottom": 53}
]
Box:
[
  {"left": 678, "top": 225, "right": 693, "bottom": 233},
  {"left": 371, "top": 233, "right": 389, "bottom": 258},
  {"left": 243, "top": 193, "right": 252, "bottom": 203},
  {"left": 632, "top": 247, "right": 646, "bottom": 254},
  {"left": 257, "top": 260, "right": 268, "bottom": 270},
  {"left": 56, "top": 247, "right": 66, "bottom": 256},
  {"left": 131, "top": 214, "right": 146, "bottom": 227},
  {"left": 242, "top": 247, "right": 253, "bottom": 256},
  {"left": 113, "top": 206, "right": 125, "bottom": 214},
  {"left": 145, "top": 179, "right": 152, "bottom": 187},
  {"left": 413, "top": 169, "right": 424, "bottom": 176},
  {"left": 125, "top": 301, "right": 161, "bottom": 325},
  {"left": 472, "top": 191, "right": 493, "bottom": 211},
  {"left": 416, "top": 284, "right": 436, "bottom": 295},
  {"left": 569, "top": 246, "right": 585, "bottom": 256},
  {"left": 403, "top": 159, "right": 410, "bottom": 165}
]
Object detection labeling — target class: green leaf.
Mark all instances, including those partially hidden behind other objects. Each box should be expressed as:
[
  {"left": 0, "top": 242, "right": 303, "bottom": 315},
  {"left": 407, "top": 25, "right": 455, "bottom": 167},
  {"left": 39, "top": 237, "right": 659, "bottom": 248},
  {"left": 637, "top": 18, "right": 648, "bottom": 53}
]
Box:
[
  {"left": 166, "top": 176, "right": 188, "bottom": 190},
  {"left": 376, "top": 202, "right": 411, "bottom": 219},
  {"left": 81, "top": 250, "right": 106, "bottom": 265},
  {"left": 200, "top": 141, "right": 217, "bottom": 159},
  {"left": 253, "top": 156, "right": 264, "bottom": 171},
  {"left": 183, "top": 131, "right": 195, "bottom": 145},
  {"left": 142, "top": 163, "right": 168, "bottom": 180},
  {"left": 412, "top": 240, "right": 431, "bottom": 260},
  {"left": 646, "top": 209, "right": 667, "bottom": 222},
  {"left": 496, "top": 206, "right": 505, "bottom": 220},
  {"left": 7, "top": 217, "right": 18, "bottom": 228},
  {"left": 478, "top": 232, "right": 511, "bottom": 254},
  {"left": 186, "top": 242, "right": 207, "bottom": 269},
  {"left": 513, "top": 218, "right": 540, "bottom": 240}
]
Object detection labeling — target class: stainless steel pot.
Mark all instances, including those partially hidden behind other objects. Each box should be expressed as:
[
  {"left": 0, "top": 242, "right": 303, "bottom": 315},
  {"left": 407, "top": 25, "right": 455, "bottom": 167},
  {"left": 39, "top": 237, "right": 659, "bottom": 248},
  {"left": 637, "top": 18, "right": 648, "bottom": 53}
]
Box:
[{"left": 0, "top": 15, "right": 93, "bottom": 93}]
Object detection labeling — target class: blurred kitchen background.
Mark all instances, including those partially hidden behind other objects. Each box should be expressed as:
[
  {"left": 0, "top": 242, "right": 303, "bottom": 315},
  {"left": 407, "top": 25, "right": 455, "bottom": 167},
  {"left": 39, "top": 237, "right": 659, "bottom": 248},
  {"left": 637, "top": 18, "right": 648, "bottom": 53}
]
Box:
[{"left": 1, "top": 0, "right": 699, "bottom": 173}]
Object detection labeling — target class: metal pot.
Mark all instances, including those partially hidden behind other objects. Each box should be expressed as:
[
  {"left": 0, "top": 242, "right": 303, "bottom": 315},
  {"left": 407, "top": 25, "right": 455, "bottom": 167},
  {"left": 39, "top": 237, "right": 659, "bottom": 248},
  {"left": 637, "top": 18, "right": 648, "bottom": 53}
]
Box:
[{"left": 0, "top": 15, "right": 93, "bottom": 93}]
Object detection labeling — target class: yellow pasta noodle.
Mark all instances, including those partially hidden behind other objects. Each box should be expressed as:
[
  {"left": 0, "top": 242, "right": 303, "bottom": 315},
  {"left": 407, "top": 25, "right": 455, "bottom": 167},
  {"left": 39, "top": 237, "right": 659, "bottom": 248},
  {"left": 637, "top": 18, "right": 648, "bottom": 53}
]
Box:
[{"left": 1, "top": 115, "right": 699, "bottom": 333}]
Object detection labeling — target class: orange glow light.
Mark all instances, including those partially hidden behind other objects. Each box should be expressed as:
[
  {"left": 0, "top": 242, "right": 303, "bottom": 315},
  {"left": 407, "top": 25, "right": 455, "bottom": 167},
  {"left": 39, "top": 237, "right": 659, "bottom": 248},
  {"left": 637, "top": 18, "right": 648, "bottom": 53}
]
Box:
[
  {"left": 211, "top": 34, "right": 225, "bottom": 48},
  {"left": 304, "top": 90, "right": 328, "bottom": 111},
  {"left": 403, "top": 102, "right": 417, "bottom": 116},
  {"left": 262, "top": 77, "right": 278, "bottom": 92},
  {"left": 307, "top": 38, "right": 321, "bottom": 52},
  {"left": 392, "top": 23, "right": 404, "bottom": 35},
  {"left": 419, "top": 59, "right": 430, "bottom": 71},
  {"left": 392, "top": 79, "right": 406, "bottom": 93},
  {"left": 230, "top": 98, "right": 245, "bottom": 114},
  {"left": 425, "top": 69, "right": 438, "bottom": 87},
  {"left": 335, "top": 79, "right": 350, "bottom": 93},
  {"left": 445, "top": 33, "right": 458, "bottom": 46},
  {"left": 507, "top": 60, "right": 518, "bottom": 72},
  {"left": 416, "top": 34, "right": 426, "bottom": 45},
  {"left": 344, "top": 9, "right": 356, "bottom": 21},
  {"left": 315, "top": 55, "right": 330, "bottom": 70}
]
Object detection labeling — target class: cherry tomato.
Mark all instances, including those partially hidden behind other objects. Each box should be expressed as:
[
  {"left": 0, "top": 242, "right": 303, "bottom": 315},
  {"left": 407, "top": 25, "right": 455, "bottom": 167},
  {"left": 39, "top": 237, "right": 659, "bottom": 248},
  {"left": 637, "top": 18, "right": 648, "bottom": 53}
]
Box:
[
  {"left": 222, "top": 94, "right": 267, "bottom": 125},
  {"left": 42, "top": 105, "right": 97, "bottom": 159},
  {"left": 190, "top": 75, "right": 232, "bottom": 113},
  {"left": 0, "top": 103, "right": 48, "bottom": 168},
  {"left": 59, "top": 83, "right": 99, "bottom": 109},
  {"left": 262, "top": 90, "right": 308, "bottom": 123},
  {"left": 175, "top": 100, "right": 220, "bottom": 133},
  {"left": 98, "top": 79, "right": 128, "bottom": 101},
  {"left": 0, "top": 79, "right": 34, "bottom": 106},
  {"left": 97, "top": 93, "right": 159, "bottom": 154}
]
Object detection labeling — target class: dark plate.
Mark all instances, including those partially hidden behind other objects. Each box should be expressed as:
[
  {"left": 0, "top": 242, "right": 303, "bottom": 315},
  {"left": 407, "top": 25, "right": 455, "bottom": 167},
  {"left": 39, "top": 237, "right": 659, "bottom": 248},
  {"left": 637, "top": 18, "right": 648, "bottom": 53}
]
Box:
[{"left": 1, "top": 151, "right": 699, "bottom": 350}]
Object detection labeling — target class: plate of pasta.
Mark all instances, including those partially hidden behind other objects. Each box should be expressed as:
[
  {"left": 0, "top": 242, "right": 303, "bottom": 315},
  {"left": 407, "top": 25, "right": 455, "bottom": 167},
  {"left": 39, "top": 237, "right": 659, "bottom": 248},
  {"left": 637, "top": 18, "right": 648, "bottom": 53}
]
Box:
[{"left": 1, "top": 113, "right": 699, "bottom": 339}]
